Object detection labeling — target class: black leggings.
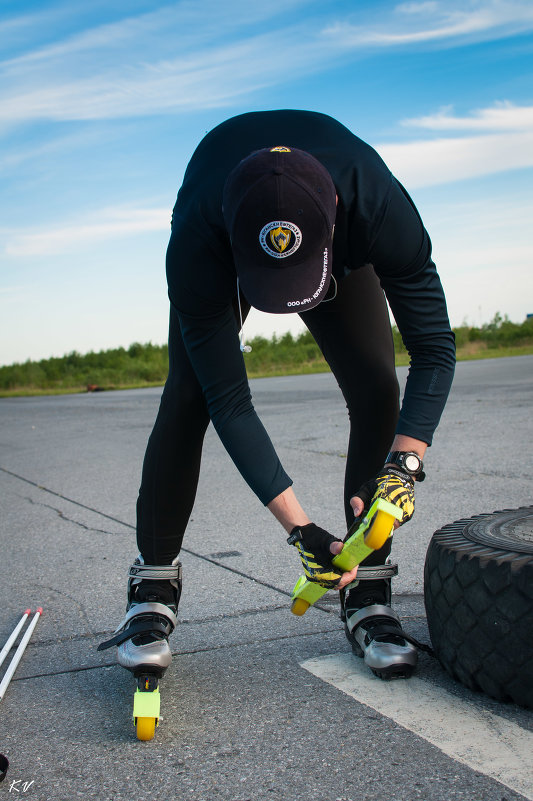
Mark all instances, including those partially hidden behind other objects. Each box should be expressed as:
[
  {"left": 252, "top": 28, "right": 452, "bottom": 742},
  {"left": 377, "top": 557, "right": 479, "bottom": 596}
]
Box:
[{"left": 136, "top": 264, "right": 399, "bottom": 567}]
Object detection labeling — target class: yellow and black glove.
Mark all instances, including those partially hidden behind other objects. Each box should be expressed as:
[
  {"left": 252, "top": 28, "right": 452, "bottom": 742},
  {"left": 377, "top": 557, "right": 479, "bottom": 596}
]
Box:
[
  {"left": 354, "top": 468, "right": 415, "bottom": 526},
  {"left": 287, "top": 523, "right": 343, "bottom": 588}
]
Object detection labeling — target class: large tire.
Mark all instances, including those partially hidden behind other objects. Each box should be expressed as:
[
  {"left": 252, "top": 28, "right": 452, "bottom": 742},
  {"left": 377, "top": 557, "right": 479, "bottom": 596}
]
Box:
[{"left": 424, "top": 506, "right": 533, "bottom": 708}]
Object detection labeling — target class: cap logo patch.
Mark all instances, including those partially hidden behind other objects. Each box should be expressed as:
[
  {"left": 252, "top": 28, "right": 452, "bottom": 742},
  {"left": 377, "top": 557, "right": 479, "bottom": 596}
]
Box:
[
  {"left": 271, "top": 227, "right": 290, "bottom": 252},
  {"left": 270, "top": 146, "right": 291, "bottom": 152},
  {"left": 259, "top": 221, "right": 302, "bottom": 259}
]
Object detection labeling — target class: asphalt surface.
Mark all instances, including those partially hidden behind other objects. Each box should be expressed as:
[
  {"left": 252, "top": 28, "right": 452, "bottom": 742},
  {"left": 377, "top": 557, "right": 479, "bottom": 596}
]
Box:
[{"left": 0, "top": 355, "right": 532, "bottom": 801}]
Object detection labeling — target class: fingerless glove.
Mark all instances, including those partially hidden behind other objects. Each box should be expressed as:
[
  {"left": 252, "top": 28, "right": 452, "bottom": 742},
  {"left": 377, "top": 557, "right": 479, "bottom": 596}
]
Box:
[
  {"left": 287, "top": 523, "right": 343, "bottom": 588},
  {"left": 354, "top": 468, "right": 415, "bottom": 526}
]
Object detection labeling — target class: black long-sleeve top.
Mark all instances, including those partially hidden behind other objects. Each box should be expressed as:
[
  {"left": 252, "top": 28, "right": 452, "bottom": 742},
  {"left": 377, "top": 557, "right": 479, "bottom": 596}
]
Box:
[{"left": 167, "top": 110, "right": 456, "bottom": 504}]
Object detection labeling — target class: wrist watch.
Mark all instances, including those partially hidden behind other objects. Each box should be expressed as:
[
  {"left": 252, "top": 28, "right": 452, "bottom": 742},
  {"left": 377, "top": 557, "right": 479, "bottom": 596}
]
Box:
[{"left": 386, "top": 451, "right": 426, "bottom": 482}]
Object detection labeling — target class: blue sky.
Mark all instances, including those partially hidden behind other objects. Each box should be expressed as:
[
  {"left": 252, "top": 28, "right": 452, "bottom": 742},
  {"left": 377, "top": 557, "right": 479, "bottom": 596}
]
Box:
[{"left": 1, "top": 0, "right": 532, "bottom": 365}]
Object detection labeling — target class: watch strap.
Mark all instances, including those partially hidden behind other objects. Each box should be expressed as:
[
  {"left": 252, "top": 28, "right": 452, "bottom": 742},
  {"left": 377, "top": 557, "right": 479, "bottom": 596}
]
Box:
[{"left": 386, "top": 451, "right": 426, "bottom": 482}]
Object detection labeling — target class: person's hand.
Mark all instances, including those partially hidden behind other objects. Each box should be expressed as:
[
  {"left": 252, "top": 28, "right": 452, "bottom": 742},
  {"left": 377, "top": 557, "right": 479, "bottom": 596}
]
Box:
[
  {"left": 350, "top": 468, "right": 415, "bottom": 529},
  {"left": 329, "top": 540, "right": 359, "bottom": 589},
  {"left": 287, "top": 523, "right": 358, "bottom": 590}
]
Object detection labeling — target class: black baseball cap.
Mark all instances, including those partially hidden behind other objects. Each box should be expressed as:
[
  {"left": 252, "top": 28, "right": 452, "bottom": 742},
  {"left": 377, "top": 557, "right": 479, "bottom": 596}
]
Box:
[{"left": 222, "top": 146, "right": 337, "bottom": 314}]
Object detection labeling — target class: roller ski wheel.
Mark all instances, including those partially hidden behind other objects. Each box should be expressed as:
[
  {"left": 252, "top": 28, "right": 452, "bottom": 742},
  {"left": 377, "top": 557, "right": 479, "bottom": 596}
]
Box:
[
  {"left": 291, "top": 598, "right": 310, "bottom": 616},
  {"left": 136, "top": 717, "right": 157, "bottom": 742},
  {"left": 98, "top": 556, "right": 182, "bottom": 740},
  {"left": 364, "top": 509, "right": 395, "bottom": 551},
  {"left": 342, "top": 564, "right": 418, "bottom": 680}
]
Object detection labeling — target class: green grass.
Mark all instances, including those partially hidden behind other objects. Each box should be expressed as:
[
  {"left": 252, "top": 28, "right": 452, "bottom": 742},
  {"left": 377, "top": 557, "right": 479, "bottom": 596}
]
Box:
[{"left": 1, "top": 313, "right": 532, "bottom": 398}]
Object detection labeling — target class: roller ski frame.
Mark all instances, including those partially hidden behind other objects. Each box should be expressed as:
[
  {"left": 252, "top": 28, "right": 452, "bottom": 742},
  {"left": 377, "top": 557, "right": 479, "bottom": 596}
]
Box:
[
  {"left": 133, "top": 674, "right": 161, "bottom": 742},
  {"left": 290, "top": 497, "right": 402, "bottom": 616},
  {"left": 98, "top": 558, "right": 181, "bottom": 741}
]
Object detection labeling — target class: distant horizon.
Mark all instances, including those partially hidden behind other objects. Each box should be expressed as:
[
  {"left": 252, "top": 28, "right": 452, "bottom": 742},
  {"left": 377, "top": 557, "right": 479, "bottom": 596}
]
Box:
[
  {"left": 1, "top": 308, "right": 530, "bottom": 368},
  {"left": 1, "top": 1, "right": 532, "bottom": 366}
]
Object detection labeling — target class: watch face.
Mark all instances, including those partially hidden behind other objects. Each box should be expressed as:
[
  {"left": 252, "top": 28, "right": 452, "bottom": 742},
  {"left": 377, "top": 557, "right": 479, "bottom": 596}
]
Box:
[{"left": 404, "top": 454, "right": 420, "bottom": 472}]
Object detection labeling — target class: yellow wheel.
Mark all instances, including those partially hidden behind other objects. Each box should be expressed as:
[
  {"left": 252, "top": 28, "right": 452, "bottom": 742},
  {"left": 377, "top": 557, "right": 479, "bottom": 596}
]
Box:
[
  {"left": 291, "top": 598, "right": 310, "bottom": 616},
  {"left": 136, "top": 716, "right": 157, "bottom": 741},
  {"left": 364, "top": 510, "right": 394, "bottom": 550}
]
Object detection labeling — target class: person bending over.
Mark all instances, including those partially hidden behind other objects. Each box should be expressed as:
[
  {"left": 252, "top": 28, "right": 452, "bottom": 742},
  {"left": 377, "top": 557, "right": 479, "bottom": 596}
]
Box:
[{"left": 99, "top": 110, "right": 455, "bottom": 681}]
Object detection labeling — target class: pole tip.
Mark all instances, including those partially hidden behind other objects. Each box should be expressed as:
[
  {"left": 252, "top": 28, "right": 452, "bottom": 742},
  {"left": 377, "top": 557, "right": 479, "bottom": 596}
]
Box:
[
  {"left": 24, "top": 609, "right": 31, "bottom": 615},
  {"left": 36, "top": 607, "right": 43, "bottom": 615}
]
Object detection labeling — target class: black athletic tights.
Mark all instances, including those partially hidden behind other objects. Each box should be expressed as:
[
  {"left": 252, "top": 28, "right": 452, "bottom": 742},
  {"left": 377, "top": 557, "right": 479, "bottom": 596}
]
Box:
[{"left": 136, "top": 264, "right": 400, "bottom": 568}]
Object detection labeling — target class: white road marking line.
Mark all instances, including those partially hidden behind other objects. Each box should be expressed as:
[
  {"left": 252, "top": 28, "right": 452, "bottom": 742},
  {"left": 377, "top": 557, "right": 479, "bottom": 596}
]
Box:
[{"left": 301, "top": 653, "right": 533, "bottom": 800}]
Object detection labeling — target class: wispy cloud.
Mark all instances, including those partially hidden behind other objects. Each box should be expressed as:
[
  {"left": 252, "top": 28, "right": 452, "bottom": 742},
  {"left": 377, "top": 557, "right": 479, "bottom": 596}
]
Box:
[
  {"left": 378, "top": 132, "right": 533, "bottom": 188},
  {"left": 1, "top": 1, "right": 532, "bottom": 126},
  {"left": 0, "top": 26, "right": 328, "bottom": 123},
  {"left": 2, "top": 0, "right": 313, "bottom": 68},
  {"left": 0, "top": 128, "right": 111, "bottom": 173},
  {"left": 3, "top": 206, "right": 170, "bottom": 257},
  {"left": 323, "top": 0, "right": 533, "bottom": 47},
  {"left": 378, "top": 101, "right": 533, "bottom": 187},
  {"left": 402, "top": 102, "right": 533, "bottom": 131},
  {"left": 379, "top": 99, "right": 533, "bottom": 190}
]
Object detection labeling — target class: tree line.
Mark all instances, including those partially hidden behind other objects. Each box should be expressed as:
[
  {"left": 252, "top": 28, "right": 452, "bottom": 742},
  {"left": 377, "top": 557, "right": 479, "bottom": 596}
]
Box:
[{"left": 1, "top": 313, "right": 531, "bottom": 396}]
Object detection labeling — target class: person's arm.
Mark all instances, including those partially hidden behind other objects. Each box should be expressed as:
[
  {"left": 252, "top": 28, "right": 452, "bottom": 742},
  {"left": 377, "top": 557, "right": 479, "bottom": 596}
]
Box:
[
  {"left": 368, "top": 177, "right": 456, "bottom": 447},
  {"left": 267, "top": 486, "right": 310, "bottom": 532},
  {"left": 388, "top": 434, "right": 427, "bottom": 460},
  {"left": 268, "top": 486, "right": 359, "bottom": 590},
  {"left": 178, "top": 302, "right": 294, "bottom": 505},
  {"left": 348, "top": 178, "right": 454, "bottom": 526}
]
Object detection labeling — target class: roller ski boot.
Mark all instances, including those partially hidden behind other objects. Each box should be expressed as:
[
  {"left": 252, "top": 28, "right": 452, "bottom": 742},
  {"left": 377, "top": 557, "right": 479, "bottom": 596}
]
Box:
[
  {"left": 341, "top": 563, "right": 418, "bottom": 680},
  {"left": 98, "top": 555, "right": 181, "bottom": 740}
]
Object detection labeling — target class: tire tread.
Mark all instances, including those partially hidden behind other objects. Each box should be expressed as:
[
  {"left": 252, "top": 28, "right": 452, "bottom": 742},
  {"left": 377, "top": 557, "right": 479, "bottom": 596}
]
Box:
[{"left": 424, "top": 507, "right": 533, "bottom": 708}]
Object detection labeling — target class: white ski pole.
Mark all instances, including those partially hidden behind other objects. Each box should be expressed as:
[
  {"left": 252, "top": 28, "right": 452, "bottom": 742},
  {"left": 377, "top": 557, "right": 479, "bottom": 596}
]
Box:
[
  {"left": 0, "top": 608, "right": 42, "bottom": 701},
  {"left": 0, "top": 610, "right": 31, "bottom": 670}
]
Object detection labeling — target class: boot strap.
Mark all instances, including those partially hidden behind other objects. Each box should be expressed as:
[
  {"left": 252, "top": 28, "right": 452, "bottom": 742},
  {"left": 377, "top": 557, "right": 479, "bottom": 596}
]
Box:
[
  {"left": 97, "top": 602, "right": 178, "bottom": 651},
  {"left": 346, "top": 603, "right": 435, "bottom": 656},
  {"left": 342, "top": 562, "right": 398, "bottom": 593},
  {"left": 129, "top": 561, "right": 182, "bottom": 581},
  {"left": 346, "top": 603, "right": 400, "bottom": 635},
  {"left": 97, "top": 616, "right": 173, "bottom": 651}
]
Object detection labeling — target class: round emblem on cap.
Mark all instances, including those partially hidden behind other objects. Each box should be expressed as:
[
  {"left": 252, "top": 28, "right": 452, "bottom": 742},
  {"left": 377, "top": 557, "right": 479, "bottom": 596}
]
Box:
[{"left": 259, "top": 221, "right": 302, "bottom": 259}]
